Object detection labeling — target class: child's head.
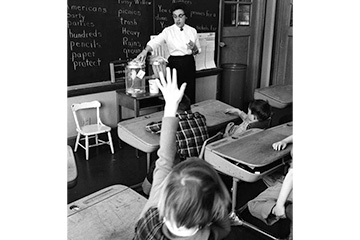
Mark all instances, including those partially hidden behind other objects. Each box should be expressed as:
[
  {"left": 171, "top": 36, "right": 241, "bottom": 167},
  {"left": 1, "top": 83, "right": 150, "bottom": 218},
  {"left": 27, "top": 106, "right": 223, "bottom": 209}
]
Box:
[
  {"left": 177, "top": 94, "right": 191, "bottom": 113},
  {"left": 158, "top": 158, "right": 230, "bottom": 235},
  {"left": 248, "top": 99, "right": 272, "bottom": 121}
]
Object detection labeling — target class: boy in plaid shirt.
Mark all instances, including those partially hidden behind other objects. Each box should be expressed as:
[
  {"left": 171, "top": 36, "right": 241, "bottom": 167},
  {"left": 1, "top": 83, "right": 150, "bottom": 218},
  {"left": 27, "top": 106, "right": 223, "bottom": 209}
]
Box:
[
  {"left": 146, "top": 94, "right": 209, "bottom": 160},
  {"left": 142, "top": 94, "right": 209, "bottom": 195}
]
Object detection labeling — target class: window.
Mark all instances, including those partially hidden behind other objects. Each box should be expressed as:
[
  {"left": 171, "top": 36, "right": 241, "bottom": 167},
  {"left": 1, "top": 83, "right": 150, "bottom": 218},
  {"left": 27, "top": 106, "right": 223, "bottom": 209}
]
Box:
[{"left": 223, "top": 0, "right": 252, "bottom": 27}]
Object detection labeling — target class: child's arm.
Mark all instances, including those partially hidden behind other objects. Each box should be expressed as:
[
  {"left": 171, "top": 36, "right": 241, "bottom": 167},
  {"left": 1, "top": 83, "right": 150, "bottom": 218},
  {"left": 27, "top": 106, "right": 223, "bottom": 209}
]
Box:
[
  {"left": 272, "top": 168, "right": 293, "bottom": 218},
  {"left": 139, "top": 68, "right": 187, "bottom": 217},
  {"left": 272, "top": 135, "right": 293, "bottom": 151},
  {"left": 152, "top": 67, "right": 186, "bottom": 189},
  {"left": 225, "top": 108, "right": 247, "bottom": 120}
]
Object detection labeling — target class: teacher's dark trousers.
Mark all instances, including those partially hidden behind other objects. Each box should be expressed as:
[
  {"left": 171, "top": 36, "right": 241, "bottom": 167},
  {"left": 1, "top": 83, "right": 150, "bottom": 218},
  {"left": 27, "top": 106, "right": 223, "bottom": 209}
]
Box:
[{"left": 168, "top": 55, "right": 196, "bottom": 104}]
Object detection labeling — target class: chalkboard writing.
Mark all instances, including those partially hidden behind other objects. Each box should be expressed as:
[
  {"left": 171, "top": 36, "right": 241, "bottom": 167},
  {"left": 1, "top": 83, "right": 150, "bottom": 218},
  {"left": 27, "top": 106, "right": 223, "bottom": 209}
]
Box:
[
  {"left": 153, "top": 0, "right": 219, "bottom": 34},
  {"left": 68, "top": 0, "right": 219, "bottom": 86}
]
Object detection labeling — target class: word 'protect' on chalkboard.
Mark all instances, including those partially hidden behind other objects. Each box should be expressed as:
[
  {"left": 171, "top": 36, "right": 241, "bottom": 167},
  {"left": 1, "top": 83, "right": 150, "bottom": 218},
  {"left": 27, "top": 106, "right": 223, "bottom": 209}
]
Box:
[{"left": 67, "top": 0, "right": 219, "bottom": 86}]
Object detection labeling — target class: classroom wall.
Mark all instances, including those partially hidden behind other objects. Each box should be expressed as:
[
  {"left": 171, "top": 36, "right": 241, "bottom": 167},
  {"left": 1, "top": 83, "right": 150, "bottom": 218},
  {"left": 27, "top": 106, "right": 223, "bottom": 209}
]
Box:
[{"left": 67, "top": 75, "right": 218, "bottom": 138}]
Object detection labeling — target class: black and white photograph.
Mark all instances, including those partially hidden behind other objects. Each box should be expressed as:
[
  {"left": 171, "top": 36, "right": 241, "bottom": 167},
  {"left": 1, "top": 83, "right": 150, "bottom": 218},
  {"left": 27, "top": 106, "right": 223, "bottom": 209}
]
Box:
[{"left": 2, "top": 0, "right": 359, "bottom": 240}]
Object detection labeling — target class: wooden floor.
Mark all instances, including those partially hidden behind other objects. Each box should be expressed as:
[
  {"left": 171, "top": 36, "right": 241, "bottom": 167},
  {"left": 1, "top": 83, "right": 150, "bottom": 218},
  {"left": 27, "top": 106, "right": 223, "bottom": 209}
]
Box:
[{"left": 67, "top": 129, "right": 291, "bottom": 240}]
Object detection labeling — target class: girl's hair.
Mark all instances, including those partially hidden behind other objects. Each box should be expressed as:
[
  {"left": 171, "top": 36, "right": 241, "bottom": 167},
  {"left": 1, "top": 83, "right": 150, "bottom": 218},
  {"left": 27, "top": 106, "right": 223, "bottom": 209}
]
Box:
[
  {"left": 158, "top": 158, "right": 230, "bottom": 229},
  {"left": 171, "top": 2, "right": 189, "bottom": 17},
  {"left": 248, "top": 99, "right": 272, "bottom": 121}
]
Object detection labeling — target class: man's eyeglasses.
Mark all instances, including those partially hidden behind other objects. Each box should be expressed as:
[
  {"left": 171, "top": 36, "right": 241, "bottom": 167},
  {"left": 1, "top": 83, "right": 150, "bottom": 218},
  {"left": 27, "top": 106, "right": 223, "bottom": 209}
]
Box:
[{"left": 172, "top": 14, "right": 185, "bottom": 19}]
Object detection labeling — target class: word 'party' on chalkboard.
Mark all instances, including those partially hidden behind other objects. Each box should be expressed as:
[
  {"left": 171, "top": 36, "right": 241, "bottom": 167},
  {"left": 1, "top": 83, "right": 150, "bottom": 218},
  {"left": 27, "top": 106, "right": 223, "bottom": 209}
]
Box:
[{"left": 68, "top": 0, "right": 219, "bottom": 86}]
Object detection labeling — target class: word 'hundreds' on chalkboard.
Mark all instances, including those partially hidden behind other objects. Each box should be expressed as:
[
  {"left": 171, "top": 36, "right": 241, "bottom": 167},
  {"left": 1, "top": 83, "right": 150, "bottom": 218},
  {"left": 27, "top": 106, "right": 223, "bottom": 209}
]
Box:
[{"left": 68, "top": 0, "right": 219, "bottom": 87}]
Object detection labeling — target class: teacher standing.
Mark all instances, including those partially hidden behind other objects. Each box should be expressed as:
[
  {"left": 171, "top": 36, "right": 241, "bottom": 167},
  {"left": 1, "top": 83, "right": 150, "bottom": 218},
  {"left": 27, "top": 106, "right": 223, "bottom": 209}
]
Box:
[{"left": 136, "top": 2, "right": 200, "bottom": 104}]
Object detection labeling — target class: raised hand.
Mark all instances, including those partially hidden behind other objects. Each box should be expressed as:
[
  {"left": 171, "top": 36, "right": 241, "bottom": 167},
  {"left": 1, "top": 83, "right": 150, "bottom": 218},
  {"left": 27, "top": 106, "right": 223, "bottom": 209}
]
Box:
[{"left": 155, "top": 67, "right": 187, "bottom": 117}]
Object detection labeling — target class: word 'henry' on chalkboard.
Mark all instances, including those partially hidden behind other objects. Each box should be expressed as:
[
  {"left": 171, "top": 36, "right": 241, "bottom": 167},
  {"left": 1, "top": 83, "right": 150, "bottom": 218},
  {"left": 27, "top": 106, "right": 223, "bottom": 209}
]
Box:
[{"left": 68, "top": 0, "right": 219, "bottom": 87}]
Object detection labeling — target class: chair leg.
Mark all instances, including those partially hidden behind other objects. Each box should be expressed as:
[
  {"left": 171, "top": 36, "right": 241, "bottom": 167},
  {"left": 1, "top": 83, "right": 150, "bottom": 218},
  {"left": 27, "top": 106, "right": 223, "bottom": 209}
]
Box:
[
  {"left": 85, "top": 135, "right": 89, "bottom": 160},
  {"left": 74, "top": 133, "right": 80, "bottom": 152},
  {"left": 95, "top": 134, "right": 99, "bottom": 145},
  {"left": 107, "top": 131, "right": 114, "bottom": 154}
]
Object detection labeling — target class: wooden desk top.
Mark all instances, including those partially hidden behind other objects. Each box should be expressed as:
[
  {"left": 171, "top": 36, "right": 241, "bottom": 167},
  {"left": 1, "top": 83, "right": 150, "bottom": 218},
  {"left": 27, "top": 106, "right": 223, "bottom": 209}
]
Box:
[
  {"left": 207, "top": 122, "right": 293, "bottom": 168},
  {"left": 117, "top": 99, "right": 240, "bottom": 153},
  {"left": 254, "top": 84, "right": 292, "bottom": 109},
  {"left": 68, "top": 185, "right": 146, "bottom": 240}
]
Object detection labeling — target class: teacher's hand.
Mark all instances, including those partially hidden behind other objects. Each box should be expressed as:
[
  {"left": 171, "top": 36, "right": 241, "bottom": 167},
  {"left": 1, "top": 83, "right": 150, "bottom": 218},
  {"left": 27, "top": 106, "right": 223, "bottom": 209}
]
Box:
[
  {"left": 136, "top": 49, "right": 148, "bottom": 63},
  {"left": 187, "top": 40, "right": 199, "bottom": 55}
]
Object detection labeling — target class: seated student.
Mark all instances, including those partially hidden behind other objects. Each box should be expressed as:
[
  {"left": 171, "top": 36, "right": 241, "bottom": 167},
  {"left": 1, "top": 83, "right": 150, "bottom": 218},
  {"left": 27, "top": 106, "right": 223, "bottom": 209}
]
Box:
[
  {"left": 142, "top": 94, "right": 209, "bottom": 195},
  {"left": 145, "top": 94, "right": 209, "bottom": 161},
  {"left": 223, "top": 100, "right": 271, "bottom": 138},
  {"left": 247, "top": 135, "right": 293, "bottom": 239},
  {"left": 134, "top": 68, "right": 231, "bottom": 240}
]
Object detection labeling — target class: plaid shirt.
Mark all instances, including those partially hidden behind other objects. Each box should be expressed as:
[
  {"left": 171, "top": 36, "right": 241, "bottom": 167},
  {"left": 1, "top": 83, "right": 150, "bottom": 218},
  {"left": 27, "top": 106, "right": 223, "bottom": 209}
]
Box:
[
  {"left": 133, "top": 207, "right": 166, "bottom": 240},
  {"left": 145, "top": 112, "right": 209, "bottom": 159}
]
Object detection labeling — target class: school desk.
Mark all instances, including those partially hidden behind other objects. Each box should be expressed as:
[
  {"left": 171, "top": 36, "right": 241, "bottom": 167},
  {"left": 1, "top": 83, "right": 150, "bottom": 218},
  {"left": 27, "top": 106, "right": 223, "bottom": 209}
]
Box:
[
  {"left": 204, "top": 122, "right": 293, "bottom": 182},
  {"left": 68, "top": 184, "right": 146, "bottom": 240},
  {"left": 204, "top": 122, "right": 292, "bottom": 227},
  {"left": 117, "top": 99, "right": 240, "bottom": 172},
  {"left": 254, "top": 84, "right": 292, "bottom": 126}
]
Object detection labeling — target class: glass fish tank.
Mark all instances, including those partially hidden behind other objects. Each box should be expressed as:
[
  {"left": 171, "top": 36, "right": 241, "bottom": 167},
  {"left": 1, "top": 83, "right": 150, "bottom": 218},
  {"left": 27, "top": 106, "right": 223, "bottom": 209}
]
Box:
[{"left": 125, "top": 60, "right": 146, "bottom": 95}]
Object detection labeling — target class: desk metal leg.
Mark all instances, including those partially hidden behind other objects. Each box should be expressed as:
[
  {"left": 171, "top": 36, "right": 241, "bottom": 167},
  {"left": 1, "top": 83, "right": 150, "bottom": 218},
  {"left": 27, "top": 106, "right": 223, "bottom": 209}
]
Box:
[
  {"left": 230, "top": 213, "right": 280, "bottom": 240},
  {"left": 229, "top": 178, "right": 280, "bottom": 240},
  {"left": 118, "top": 105, "right": 122, "bottom": 149},
  {"left": 146, "top": 153, "right": 151, "bottom": 173},
  {"left": 134, "top": 99, "right": 140, "bottom": 117},
  {"left": 229, "top": 178, "right": 241, "bottom": 225},
  {"left": 231, "top": 178, "right": 238, "bottom": 214}
]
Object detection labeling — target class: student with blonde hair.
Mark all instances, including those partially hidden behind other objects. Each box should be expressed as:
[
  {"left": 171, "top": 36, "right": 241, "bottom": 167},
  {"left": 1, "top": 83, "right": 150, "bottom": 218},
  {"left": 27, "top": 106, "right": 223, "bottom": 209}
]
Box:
[{"left": 134, "top": 68, "right": 231, "bottom": 240}]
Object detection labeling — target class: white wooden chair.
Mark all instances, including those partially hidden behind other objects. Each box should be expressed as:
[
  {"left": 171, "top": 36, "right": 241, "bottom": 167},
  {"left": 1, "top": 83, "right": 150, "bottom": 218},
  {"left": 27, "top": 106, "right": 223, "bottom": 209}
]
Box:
[{"left": 71, "top": 100, "right": 114, "bottom": 160}]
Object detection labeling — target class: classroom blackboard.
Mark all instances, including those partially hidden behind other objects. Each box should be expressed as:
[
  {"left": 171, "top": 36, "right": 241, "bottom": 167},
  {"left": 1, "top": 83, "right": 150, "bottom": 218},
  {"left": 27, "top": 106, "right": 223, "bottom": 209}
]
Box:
[{"left": 67, "top": 0, "right": 219, "bottom": 86}]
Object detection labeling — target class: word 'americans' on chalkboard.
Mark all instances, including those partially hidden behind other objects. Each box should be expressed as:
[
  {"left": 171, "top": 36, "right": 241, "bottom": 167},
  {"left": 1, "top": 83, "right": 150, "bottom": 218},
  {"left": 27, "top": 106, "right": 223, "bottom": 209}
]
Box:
[{"left": 67, "top": 0, "right": 219, "bottom": 86}]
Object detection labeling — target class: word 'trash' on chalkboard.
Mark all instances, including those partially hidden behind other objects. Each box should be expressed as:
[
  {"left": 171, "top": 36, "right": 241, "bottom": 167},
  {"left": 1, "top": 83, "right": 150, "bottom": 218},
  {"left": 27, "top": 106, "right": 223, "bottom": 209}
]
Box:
[{"left": 68, "top": 0, "right": 219, "bottom": 86}]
